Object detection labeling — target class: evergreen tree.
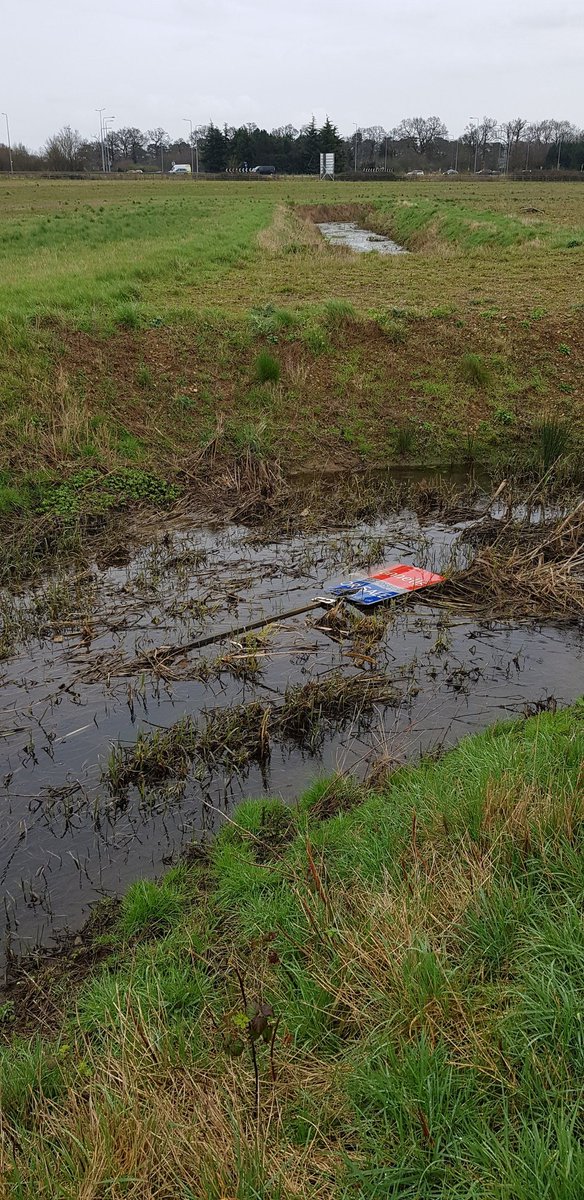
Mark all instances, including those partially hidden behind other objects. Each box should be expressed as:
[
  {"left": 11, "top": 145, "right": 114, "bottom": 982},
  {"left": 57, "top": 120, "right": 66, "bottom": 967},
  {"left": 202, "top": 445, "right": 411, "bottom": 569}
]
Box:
[
  {"left": 201, "top": 123, "right": 228, "bottom": 172},
  {"left": 318, "top": 116, "right": 344, "bottom": 168},
  {"left": 299, "top": 117, "right": 320, "bottom": 173}
]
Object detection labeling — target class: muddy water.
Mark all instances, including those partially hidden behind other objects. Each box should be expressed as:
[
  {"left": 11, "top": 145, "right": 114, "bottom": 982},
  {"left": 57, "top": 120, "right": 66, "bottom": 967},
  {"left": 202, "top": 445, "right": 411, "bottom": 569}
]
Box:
[
  {"left": 317, "top": 221, "right": 407, "bottom": 254},
  {"left": 1, "top": 504, "right": 582, "bottom": 959}
]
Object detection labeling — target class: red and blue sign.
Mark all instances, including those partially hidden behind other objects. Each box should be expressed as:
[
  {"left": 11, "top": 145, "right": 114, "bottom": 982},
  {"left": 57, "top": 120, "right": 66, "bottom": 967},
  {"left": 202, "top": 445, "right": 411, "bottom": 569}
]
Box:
[{"left": 331, "top": 564, "right": 443, "bottom": 607}]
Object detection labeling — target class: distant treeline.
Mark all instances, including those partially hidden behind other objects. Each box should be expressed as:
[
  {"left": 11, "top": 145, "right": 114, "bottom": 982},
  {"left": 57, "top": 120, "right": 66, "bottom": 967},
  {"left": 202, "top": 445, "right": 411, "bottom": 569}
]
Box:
[{"left": 2, "top": 115, "right": 584, "bottom": 175}]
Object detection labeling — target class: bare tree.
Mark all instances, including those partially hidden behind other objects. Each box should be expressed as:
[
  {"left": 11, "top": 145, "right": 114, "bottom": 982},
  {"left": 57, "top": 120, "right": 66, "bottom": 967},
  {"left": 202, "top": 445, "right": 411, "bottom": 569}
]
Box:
[
  {"left": 393, "top": 116, "right": 448, "bottom": 155},
  {"left": 146, "top": 127, "right": 170, "bottom": 153},
  {"left": 44, "top": 125, "right": 85, "bottom": 170},
  {"left": 502, "top": 118, "right": 527, "bottom": 169},
  {"left": 115, "top": 127, "right": 145, "bottom": 163},
  {"left": 461, "top": 117, "right": 497, "bottom": 170},
  {"left": 538, "top": 119, "right": 577, "bottom": 146}
]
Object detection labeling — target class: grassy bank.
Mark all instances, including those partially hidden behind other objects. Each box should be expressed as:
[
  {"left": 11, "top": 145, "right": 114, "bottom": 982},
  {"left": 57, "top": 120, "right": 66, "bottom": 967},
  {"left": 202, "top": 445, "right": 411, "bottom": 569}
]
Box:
[
  {"left": 2, "top": 705, "right": 583, "bottom": 1197},
  {"left": 1, "top": 177, "right": 584, "bottom": 535}
]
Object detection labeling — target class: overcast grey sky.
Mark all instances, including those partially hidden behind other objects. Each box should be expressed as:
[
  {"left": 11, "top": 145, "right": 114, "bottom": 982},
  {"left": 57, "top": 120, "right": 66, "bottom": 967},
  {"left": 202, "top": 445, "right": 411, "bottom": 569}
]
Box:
[{"left": 3, "top": 0, "right": 583, "bottom": 148}]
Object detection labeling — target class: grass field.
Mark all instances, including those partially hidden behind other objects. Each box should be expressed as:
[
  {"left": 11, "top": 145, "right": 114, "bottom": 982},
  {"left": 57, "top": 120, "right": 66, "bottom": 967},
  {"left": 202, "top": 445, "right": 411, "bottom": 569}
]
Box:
[
  {"left": 2, "top": 180, "right": 584, "bottom": 1198},
  {"left": 1, "top": 176, "right": 584, "bottom": 521},
  {"left": 1, "top": 706, "right": 583, "bottom": 1197}
]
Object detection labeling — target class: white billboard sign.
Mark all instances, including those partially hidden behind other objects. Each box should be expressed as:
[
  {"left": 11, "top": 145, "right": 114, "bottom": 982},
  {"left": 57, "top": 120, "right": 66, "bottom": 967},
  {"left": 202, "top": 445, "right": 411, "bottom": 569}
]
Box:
[{"left": 319, "top": 153, "right": 335, "bottom": 179}]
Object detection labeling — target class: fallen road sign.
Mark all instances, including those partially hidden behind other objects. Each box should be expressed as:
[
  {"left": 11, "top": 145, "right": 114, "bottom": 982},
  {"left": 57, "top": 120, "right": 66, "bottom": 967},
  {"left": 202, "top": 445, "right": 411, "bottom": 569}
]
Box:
[{"left": 331, "top": 563, "right": 443, "bottom": 607}]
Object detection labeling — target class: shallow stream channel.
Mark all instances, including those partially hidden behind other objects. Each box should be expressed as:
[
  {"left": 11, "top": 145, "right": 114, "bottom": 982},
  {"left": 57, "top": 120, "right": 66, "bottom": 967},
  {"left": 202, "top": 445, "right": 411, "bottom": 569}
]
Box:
[
  {"left": 1, "top": 487, "right": 583, "bottom": 960},
  {"left": 317, "top": 221, "right": 407, "bottom": 254}
]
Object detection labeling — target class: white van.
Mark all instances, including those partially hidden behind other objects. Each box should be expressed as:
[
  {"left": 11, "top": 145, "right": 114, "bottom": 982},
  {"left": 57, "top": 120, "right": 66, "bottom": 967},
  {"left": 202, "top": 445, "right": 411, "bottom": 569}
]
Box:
[{"left": 169, "top": 163, "right": 192, "bottom": 175}]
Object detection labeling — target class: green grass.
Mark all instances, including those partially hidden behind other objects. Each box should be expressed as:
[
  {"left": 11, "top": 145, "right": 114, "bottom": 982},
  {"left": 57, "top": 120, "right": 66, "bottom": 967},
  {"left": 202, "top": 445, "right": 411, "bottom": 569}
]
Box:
[
  {"left": 254, "top": 349, "right": 280, "bottom": 383},
  {"left": 536, "top": 417, "right": 571, "bottom": 471},
  {"left": 1, "top": 176, "right": 584, "bottom": 539},
  {"left": 461, "top": 351, "right": 491, "bottom": 386},
  {"left": 2, "top": 705, "right": 584, "bottom": 1196},
  {"left": 323, "top": 297, "right": 356, "bottom": 326}
]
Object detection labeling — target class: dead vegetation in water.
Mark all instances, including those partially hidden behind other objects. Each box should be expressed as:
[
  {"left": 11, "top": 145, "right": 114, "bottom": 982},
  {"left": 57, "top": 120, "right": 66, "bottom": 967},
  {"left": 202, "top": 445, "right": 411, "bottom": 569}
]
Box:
[
  {"left": 311, "top": 599, "right": 394, "bottom": 662},
  {"left": 215, "top": 629, "right": 273, "bottom": 682},
  {"left": 106, "top": 670, "right": 403, "bottom": 794},
  {"left": 438, "top": 503, "right": 584, "bottom": 621},
  {"left": 191, "top": 412, "right": 484, "bottom": 533}
]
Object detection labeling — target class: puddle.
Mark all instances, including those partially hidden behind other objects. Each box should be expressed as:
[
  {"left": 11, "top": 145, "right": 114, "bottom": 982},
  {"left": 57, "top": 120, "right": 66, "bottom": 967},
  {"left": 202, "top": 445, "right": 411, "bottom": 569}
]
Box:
[
  {"left": 1, "top": 501, "right": 582, "bottom": 960},
  {"left": 317, "top": 221, "right": 407, "bottom": 255}
]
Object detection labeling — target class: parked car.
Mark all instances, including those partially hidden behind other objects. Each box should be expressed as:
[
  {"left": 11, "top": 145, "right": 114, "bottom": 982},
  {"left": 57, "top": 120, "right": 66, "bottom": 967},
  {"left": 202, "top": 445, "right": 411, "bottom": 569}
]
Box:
[
  {"left": 251, "top": 165, "right": 276, "bottom": 175},
  {"left": 446, "top": 168, "right": 459, "bottom": 175},
  {"left": 405, "top": 170, "right": 424, "bottom": 177}
]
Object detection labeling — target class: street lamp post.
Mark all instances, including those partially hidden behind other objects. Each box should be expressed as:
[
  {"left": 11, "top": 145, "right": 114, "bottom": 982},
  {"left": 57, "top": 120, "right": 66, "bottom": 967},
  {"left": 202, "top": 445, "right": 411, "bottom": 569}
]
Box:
[
  {"left": 2, "top": 112, "right": 13, "bottom": 175},
  {"left": 470, "top": 117, "right": 479, "bottom": 173},
  {"left": 183, "top": 118, "right": 195, "bottom": 175},
  {"left": 96, "top": 108, "right": 106, "bottom": 173},
  {"left": 103, "top": 117, "right": 115, "bottom": 171},
  {"left": 353, "top": 123, "right": 359, "bottom": 173}
]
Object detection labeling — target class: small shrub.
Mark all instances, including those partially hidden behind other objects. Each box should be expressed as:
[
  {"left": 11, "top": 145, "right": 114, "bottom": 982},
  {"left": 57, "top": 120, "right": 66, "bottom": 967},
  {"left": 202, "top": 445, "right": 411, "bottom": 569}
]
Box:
[
  {"left": 495, "top": 407, "right": 515, "bottom": 426},
  {"left": 462, "top": 352, "right": 490, "bottom": 386},
  {"left": 249, "top": 305, "right": 298, "bottom": 338},
  {"left": 429, "top": 304, "right": 455, "bottom": 318},
  {"left": 117, "top": 430, "right": 143, "bottom": 459},
  {"left": 536, "top": 418, "right": 570, "bottom": 472},
  {"left": 254, "top": 351, "right": 280, "bottom": 384}
]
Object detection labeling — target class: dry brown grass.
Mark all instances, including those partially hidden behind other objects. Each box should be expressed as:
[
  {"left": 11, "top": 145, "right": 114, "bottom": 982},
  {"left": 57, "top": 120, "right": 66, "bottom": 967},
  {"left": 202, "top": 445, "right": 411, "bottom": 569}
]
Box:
[
  {"left": 438, "top": 504, "right": 584, "bottom": 620},
  {"left": 257, "top": 204, "right": 324, "bottom": 254},
  {"left": 0, "top": 1001, "right": 344, "bottom": 1199}
]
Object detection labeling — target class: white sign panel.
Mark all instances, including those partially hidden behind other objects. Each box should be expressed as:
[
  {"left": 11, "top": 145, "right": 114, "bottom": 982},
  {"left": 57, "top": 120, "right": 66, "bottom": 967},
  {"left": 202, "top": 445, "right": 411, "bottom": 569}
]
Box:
[{"left": 320, "top": 152, "right": 335, "bottom": 179}]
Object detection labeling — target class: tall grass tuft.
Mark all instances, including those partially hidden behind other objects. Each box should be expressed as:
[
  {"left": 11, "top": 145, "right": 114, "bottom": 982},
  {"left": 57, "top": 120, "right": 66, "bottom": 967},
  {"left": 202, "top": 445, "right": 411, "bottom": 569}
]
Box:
[
  {"left": 462, "top": 352, "right": 490, "bottom": 386},
  {"left": 323, "top": 298, "right": 356, "bottom": 326},
  {"left": 536, "top": 417, "right": 570, "bottom": 471},
  {"left": 395, "top": 424, "right": 415, "bottom": 455},
  {"left": 118, "top": 867, "right": 189, "bottom": 939},
  {"left": 254, "top": 351, "right": 280, "bottom": 383}
]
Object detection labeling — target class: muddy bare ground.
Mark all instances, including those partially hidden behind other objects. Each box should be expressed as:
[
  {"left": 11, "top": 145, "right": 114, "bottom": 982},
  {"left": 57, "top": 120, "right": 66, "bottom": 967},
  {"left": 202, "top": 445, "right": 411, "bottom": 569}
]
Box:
[{"left": 1, "top": 476, "right": 583, "bottom": 968}]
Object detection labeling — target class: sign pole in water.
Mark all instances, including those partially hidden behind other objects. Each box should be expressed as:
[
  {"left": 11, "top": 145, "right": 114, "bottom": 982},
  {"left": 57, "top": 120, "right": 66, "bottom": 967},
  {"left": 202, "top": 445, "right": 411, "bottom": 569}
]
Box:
[{"left": 320, "top": 152, "right": 335, "bottom": 180}]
